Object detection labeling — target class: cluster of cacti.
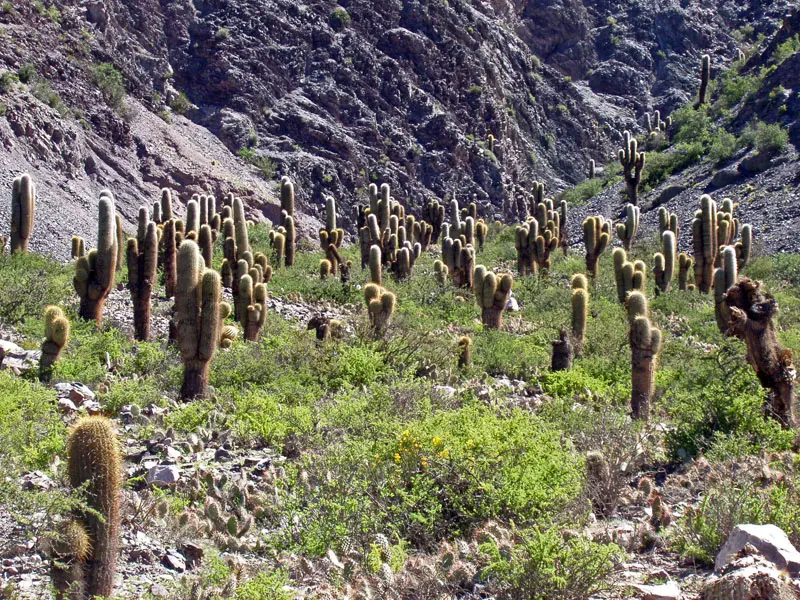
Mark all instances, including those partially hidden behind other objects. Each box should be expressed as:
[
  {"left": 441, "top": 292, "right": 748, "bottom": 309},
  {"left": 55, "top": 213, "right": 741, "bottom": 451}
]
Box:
[
  {"left": 406, "top": 214, "right": 434, "bottom": 252},
  {"left": 433, "top": 259, "right": 448, "bottom": 285},
  {"left": 724, "top": 278, "right": 797, "bottom": 428},
  {"left": 127, "top": 208, "right": 159, "bottom": 341},
  {"left": 357, "top": 183, "right": 408, "bottom": 271},
  {"left": 457, "top": 336, "right": 472, "bottom": 369},
  {"left": 319, "top": 195, "right": 346, "bottom": 274},
  {"left": 618, "top": 131, "right": 645, "bottom": 206},
  {"left": 71, "top": 236, "right": 85, "bottom": 259},
  {"left": 658, "top": 207, "right": 679, "bottom": 238},
  {"left": 421, "top": 197, "right": 446, "bottom": 245},
  {"left": 40, "top": 305, "right": 69, "bottom": 382},
  {"left": 583, "top": 215, "right": 611, "bottom": 278},
  {"left": 713, "top": 246, "right": 738, "bottom": 333},
  {"left": 364, "top": 283, "right": 396, "bottom": 334},
  {"left": 571, "top": 274, "right": 589, "bottom": 356},
  {"left": 237, "top": 273, "right": 267, "bottom": 341},
  {"left": 50, "top": 416, "right": 121, "bottom": 600},
  {"left": 441, "top": 235, "right": 475, "bottom": 288},
  {"left": 626, "top": 291, "right": 662, "bottom": 421},
  {"left": 653, "top": 231, "right": 676, "bottom": 294},
  {"left": 645, "top": 110, "right": 671, "bottom": 135},
  {"left": 615, "top": 203, "right": 639, "bottom": 251},
  {"left": 695, "top": 54, "right": 711, "bottom": 108},
  {"left": 612, "top": 248, "right": 646, "bottom": 303},
  {"left": 11, "top": 173, "right": 35, "bottom": 254},
  {"left": 307, "top": 315, "right": 345, "bottom": 341},
  {"left": 74, "top": 192, "right": 118, "bottom": 325},
  {"left": 448, "top": 198, "right": 477, "bottom": 247},
  {"left": 473, "top": 266, "right": 513, "bottom": 329},
  {"left": 175, "top": 241, "right": 229, "bottom": 399},
  {"left": 551, "top": 328, "right": 573, "bottom": 372},
  {"left": 692, "top": 195, "right": 718, "bottom": 293},
  {"left": 515, "top": 218, "right": 557, "bottom": 275}
]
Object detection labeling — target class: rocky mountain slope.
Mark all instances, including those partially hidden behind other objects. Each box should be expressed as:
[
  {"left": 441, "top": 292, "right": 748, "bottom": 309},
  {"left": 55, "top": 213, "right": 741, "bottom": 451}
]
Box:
[{"left": 0, "top": 0, "right": 796, "bottom": 258}]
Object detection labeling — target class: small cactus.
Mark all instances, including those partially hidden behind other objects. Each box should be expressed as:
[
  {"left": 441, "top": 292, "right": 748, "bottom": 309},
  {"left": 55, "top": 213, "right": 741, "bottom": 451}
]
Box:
[
  {"left": 238, "top": 275, "right": 267, "bottom": 341},
  {"left": 653, "top": 230, "right": 676, "bottom": 294},
  {"left": 583, "top": 216, "right": 611, "bottom": 278},
  {"left": 457, "top": 336, "right": 471, "bottom": 369},
  {"left": 364, "top": 283, "right": 395, "bottom": 334},
  {"left": 613, "top": 248, "right": 646, "bottom": 303},
  {"left": 71, "top": 236, "right": 85, "bottom": 259},
  {"left": 571, "top": 274, "right": 589, "bottom": 356},
  {"left": 11, "top": 173, "right": 36, "bottom": 254},
  {"left": 74, "top": 192, "right": 118, "bottom": 325},
  {"left": 320, "top": 259, "right": 332, "bottom": 280},
  {"left": 626, "top": 291, "right": 661, "bottom": 421},
  {"left": 585, "top": 450, "right": 614, "bottom": 518},
  {"left": 473, "top": 267, "right": 513, "bottom": 329},
  {"left": 40, "top": 305, "right": 70, "bottom": 382},
  {"left": 678, "top": 253, "right": 693, "bottom": 291},
  {"left": 658, "top": 207, "right": 679, "bottom": 239},
  {"left": 442, "top": 236, "right": 475, "bottom": 288},
  {"left": 422, "top": 198, "right": 446, "bottom": 243},
  {"left": 433, "top": 259, "right": 449, "bottom": 285},
  {"left": 615, "top": 203, "right": 639, "bottom": 251},
  {"left": 618, "top": 131, "right": 645, "bottom": 206}
]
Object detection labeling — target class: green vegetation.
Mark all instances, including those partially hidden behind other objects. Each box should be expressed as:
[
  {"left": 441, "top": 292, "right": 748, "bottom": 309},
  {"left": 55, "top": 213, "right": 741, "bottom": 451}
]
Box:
[
  {"left": 90, "top": 63, "right": 126, "bottom": 110},
  {"left": 239, "top": 147, "right": 276, "bottom": 179},
  {"left": 329, "top": 7, "right": 352, "bottom": 30},
  {"left": 170, "top": 91, "right": 191, "bottom": 115}
]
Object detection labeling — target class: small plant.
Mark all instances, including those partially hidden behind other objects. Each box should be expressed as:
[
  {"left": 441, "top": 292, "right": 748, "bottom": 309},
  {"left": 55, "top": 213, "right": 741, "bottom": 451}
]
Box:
[
  {"left": 89, "top": 63, "right": 125, "bottom": 110},
  {"left": 17, "top": 63, "right": 36, "bottom": 84},
  {"left": 0, "top": 71, "right": 16, "bottom": 93},
  {"left": 170, "top": 91, "right": 191, "bottom": 115},
  {"left": 329, "top": 6, "right": 351, "bottom": 29},
  {"left": 215, "top": 27, "right": 231, "bottom": 40}
]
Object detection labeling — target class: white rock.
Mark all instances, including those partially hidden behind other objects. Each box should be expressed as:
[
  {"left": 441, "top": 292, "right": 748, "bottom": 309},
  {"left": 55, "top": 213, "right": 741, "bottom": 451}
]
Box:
[
  {"left": 715, "top": 524, "right": 800, "bottom": 577},
  {"left": 630, "top": 581, "right": 681, "bottom": 600},
  {"left": 147, "top": 465, "right": 180, "bottom": 486}
]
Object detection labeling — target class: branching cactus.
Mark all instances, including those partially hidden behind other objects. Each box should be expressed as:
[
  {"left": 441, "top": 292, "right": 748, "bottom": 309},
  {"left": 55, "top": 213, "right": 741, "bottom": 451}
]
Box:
[
  {"left": 714, "top": 246, "right": 738, "bottom": 333},
  {"left": 724, "top": 278, "right": 797, "bottom": 428},
  {"left": 613, "top": 248, "right": 645, "bottom": 303},
  {"left": 583, "top": 216, "right": 611, "bottom": 278},
  {"left": 391, "top": 242, "right": 420, "bottom": 281},
  {"left": 434, "top": 260, "right": 449, "bottom": 285},
  {"left": 364, "top": 283, "right": 395, "bottom": 334},
  {"left": 422, "top": 198, "right": 446, "bottom": 243},
  {"left": 71, "top": 236, "right": 85, "bottom": 259},
  {"left": 127, "top": 213, "right": 158, "bottom": 341},
  {"left": 442, "top": 236, "right": 475, "bottom": 288},
  {"left": 626, "top": 291, "right": 662, "bottom": 421},
  {"left": 53, "top": 416, "right": 121, "bottom": 599},
  {"left": 238, "top": 275, "right": 267, "bottom": 341},
  {"left": 571, "top": 274, "right": 589, "bottom": 356},
  {"left": 473, "top": 266, "right": 513, "bottom": 329},
  {"left": 40, "top": 305, "right": 69, "bottom": 382},
  {"left": 175, "top": 241, "right": 225, "bottom": 399},
  {"left": 692, "top": 194, "right": 718, "bottom": 293},
  {"left": 678, "top": 253, "right": 693, "bottom": 291},
  {"left": 163, "top": 219, "right": 178, "bottom": 298},
  {"left": 654, "top": 231, "right": 676, "bottom": 294},
  {"left": 618, "top": 131, "right": 645, "bottom": 206},
  {"left": 616, "top": 203, "right": 639, "bottom": 251},
  {"left": 74, "top": 192, "right": 118, "bottom": 325},
  {"left": 658, "top": 207, "right": 679, "bottom": 239},
  {"left": 695, "top": 54, "right": 711, "bottom": 108},
  {"left": 11, "top": 173, "right": 35, "bottom": 254}
]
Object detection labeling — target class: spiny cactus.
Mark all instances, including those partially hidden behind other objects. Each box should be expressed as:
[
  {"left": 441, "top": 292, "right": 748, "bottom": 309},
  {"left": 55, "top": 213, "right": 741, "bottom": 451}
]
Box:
[
  {"left": 583, "top": 216, "right": 611, "bottom": 278},
  {"left": 40, "top": 305, "right": 70, "bottom": 382},
  {"left": 160, "top": 188, "right": 174, "bottom": 222},
  {"left": 558, "top": 200, "right": 569, "bottom": 256},
  {"left": 585, "top": 450, "right": 614, "bottom": 518},
  {"left": 571, "top": 274, "right": 589, "bottom": 356},
  {"left": 433, "top": 260, "right": 448, "bottom": 285},
  {"left": 368, "top": 245, "right": 382, "bottom": 285},
  {"left": 364, "top": 283, "right": 395, "bottom": 334},
  {"left": 162, "top": 219, "right": 178, "bottom": 298},
  {"left": 127, "top": 211, "right": 158, "bottom": 341},
  {"left": 615, "top": 203, "right": 639, "bottom": 251},
  {"left": 232, "top": 196, "right": 250, "bottom": 260},
  {"left": 551, "top": 327, "right": 573, "bottom": 372},
  {"left": 441, "top": 236, "right": 475, "bottom": 288},
  {"left": 735, "top": 223, "right": 752, "bottom": 272},
  {"left": 626, "top": 291, "right": 662, "bottom": 421},
  {"left": 695, "top": 54, "right": 711, "bottom": 108},
  {"left": 55, "top": 416, "right": 122, "bottom": 599},
  {"left": 473, "top": 267, "right": 513, "bottom": 329},
  {"left": 115, "top": 214, "right": 124, "bottom": 273},
  {"left": 186, "top": 198, "right": 200, "bottom": 235},
  {"left": 714, "top": 246, "right": 738, "bottom": 334},
  {"left": 588, "top": 159, "right": 595, "bottom": 179},
  {"left": 692, "top": 194, "right": 718, "bottom": 293},
  {"left": 74, "top": 192, "right": 118, "bottom": 325},
  {"left": 320, "top": 259, "right": 332, "bottom": 280},
  {"left": 457, "top": 336, "right": 471, "bottom": 369},
  {"left": 11, "top": 173, "right": 35, "bottom": 254},
  {"left": 678, "top": 253, "right": 693, "bottom": 291},
  {"left": 618, "top": 131, "right": 645, "bottom": 206},
  {"left": 613, "top": 248, "right": 646, "bottom": 303},
  {"left": 422, "top": 198, "right": 446, "bottom": 243},
  {"left": 238, "top": 275, "right": 267, "bottom": 341},
  {"left": 654, "top": 231, "right": 676, "bottom": 295},
  {"left": 270, "top": 231, "right": 286, "bottom": 268},
  {"left": 658, "top": 207, "right": 679, "bottom": 239},
  {"left": 198, "top": 224, "right": 214, "bottom": 268},
  {"left": 724, "top": 278, "right": 796, "bottom": 428},
  {"left": 175, "top": 241, "right": 226, "bottom": 399},
  {"left": 475, "top": 219, "right": 488, "bottom": 251},
  {"left": 280, "top": 176, "right": 294, "bottom": 227},
  {"left": 71, "top": 236, "right": 85, "bottom": 259}
]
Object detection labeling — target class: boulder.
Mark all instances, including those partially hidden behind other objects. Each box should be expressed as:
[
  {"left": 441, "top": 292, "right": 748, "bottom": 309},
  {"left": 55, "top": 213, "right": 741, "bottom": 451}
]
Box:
[
  {"left": 630, "top": 581, "right": 681, "bottom": 600},
  {"left": 715, "top": 524, "right": 800, "bottom": 577},
  {"left": 703, "top": 554, "right": 798, "bottom": 600},
  {"left": 709, "top": 167, "right": 743, "bottom": 189}
]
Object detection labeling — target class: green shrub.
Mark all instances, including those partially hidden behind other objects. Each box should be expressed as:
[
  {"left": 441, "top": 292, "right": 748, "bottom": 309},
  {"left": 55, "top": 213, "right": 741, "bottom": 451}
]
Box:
[
  {"left": 170, "top": 91, "right": 191, "bottom": 115},
  {"left": 749, "top": 121, "right": 789, "bottom": 154},
  {"left": 17, "top": 63, "right": 36, "bottom": 83},
  {"left": 707, "top": 129, "right": 738, "bottom": 164},
  {"left": 90, "top": 63, "right": 126, "bottom": 110},
  {"left": 31, "top": 79, "right": 66, "bottom": 115},
  {"left": 0, "top": 254, "right": 72, "bottom": 325},
  {"left": 215, "top": 27, "right": 231, "bottom": 40},
  {"left": 329, "top": 7, "right": 351, "bottom": 30},
  {"left": 772, "top": 34, "right": 800, "bottom": 65},
  {"left": 239, "top": 147, "right": 276, "bottom": 179},
  {"left": 717, "top": 72, "right": 761, "bottom": 108},
  {"left": 235, "top": 570, "right": 295, "bottom": 600},
  {"left": 0, "top": 71, "right": 16, "bottom": 93}
]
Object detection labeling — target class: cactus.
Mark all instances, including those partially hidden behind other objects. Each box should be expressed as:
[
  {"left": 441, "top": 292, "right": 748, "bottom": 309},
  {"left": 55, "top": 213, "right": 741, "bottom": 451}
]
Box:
[
  {"left": 626, "top": 291, "right": 661, "bottom": 421},
  {"left": 515, "top": 216, "right": 558, "bottom": 276},
  {"left": 127, "top": 212, "right": 158, "bottom": 341},
  {"left": 585, "top": 450, "right": 614, "bottom": 517},
  {"left": 369, "top": 245, "right": 382, "bottom": 285},
  {"left": 238, "top": 274, "right": 267, "bottom": 341},
  {"left": 114, "top": 214, "right": 124, "bottom": 272},
  {"left": 583, "top": 216, "right": 611, "bottom": 278},
  {"left": 473, "top": 267, "right": 513, "bottom": 329},
  {"left": 232, "top": 196, "right": 250, "bottom": 260},
  {"left": 714, "top": 246, "right": 738, "bottom": 333},
  {"left": 457, "top": 336, "right": 471, "bottom": 369},
  {"left": 320, "top": 259, "right": 332, "bottom": 280},
  {"left": 558, "top": 200, "right": 569, "bottom": 256},
  {"left": 678, "top": 253, "right": 693, "bottom": 291},
  {"left": 433, "top": 260, "right": 448, "bottom": 285},
  {"left": 618, "top": 131, "right": 645, "bottom": 206},
  {"left": 654, "top": 231, "right": 676, "bottom": 294},
  {"left": 74, "top": 192, "right": 118, "bottom": 325},
  {"left": 551, "top": 328, "right": 573, "bottom": 372},
  {"left": 364, "top": 283, "right": 395, "bottom": 334},
  {"left": 615, "top": 203, "right": 639, "bottom": 251},
  {"left": 695, "top": 54, "right": 711, "bottom": 108},
  {"left": 40, "top": 305, "right": 70, "bottom": 382},
  {"left": 162, "top": 219, "right": 178, "bottom": 298},
  {"left": 175, "top": 241, "right": 225, "bottom": 399},
  {"left": 10, "top": 173, "right": 35, "bottom": 254},
  {"left": 475, "top": 219, "right": 488, "bottom": 250},
  {"left": 271, "top": 231, "right": 285, "bottom": 267},
  {"left": 196, "top": 224, "right": 213, "bottom": 268},
  {"left": 71, "top": 236, "right": 85, "bottom": 259},
  {"left": 280, "top": 176, "right": 294, "bottom": 228},
  {"left": 422, "top": 198, "right": 446, "bottom": 243},
  {"left": 57, "top": 416, "right": 122, "bottom": 599},
  {"left": 588, "top": 159, "right": 595, "bottom": 179},
  {"left": 612, "top": 248, "right": 645, "bottom": 303},
  {"left": 692, "top": 194, "right": 718, "bottom": 293},
  {"left": 442, "top": 236, "right": 475, "bottom": 288},
  {"left": 724, "top": 278, "right": 797, "bottom": 428},
  {"left": 735, "top": 223, "right": 752, "bottom": 272},
  {"left": 658, "top": 207, "right": 679, "bottom": 239},
  {"left": 571, "top": 274, "right": 589, "bottom": 356},
  {"left": 160, "top": 188, "right": 174, "bottom": 222}
]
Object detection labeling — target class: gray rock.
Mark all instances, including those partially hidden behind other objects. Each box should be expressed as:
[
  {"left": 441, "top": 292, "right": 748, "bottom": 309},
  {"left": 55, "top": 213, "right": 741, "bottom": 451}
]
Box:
[
  {"left": 630, "top": 582, "right": 681, "bottom": 600},
  {"left": 715, "top": 524, "right": 800, "bottom": 577},
  {"left": 147, "top": 465, "right": 181, "bottom": 486},
  {"left": 654, "top": 185, "right": 686, "bottom": 206},
  {"left": 704, "top": 554, "right": 798, "bottom": 600},
  {"left": 709, "top": 167, "right": 743, "bottom": 189},
  {"left": 161, "top": 550, "right": 186, "bottom": 573}
]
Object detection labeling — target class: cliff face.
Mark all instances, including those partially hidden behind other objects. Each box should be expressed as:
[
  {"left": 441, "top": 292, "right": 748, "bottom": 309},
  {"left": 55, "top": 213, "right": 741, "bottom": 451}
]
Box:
[{"left": 0, "top": 0, "right": 794, "bottom": 256}]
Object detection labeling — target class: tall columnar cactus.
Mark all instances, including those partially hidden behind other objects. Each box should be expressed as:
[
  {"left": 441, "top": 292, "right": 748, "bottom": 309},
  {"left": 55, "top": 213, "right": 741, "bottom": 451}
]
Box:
[
  {"left": 40, "top": 305, "right": 70, "bottom": 382},
  {"left": 618, "top": 131, "right": 645, "bottom": 206},
  {"left": 558, "top": 200, "right": 569, "bottom": 256},
  {"left": 186, "top": 199, "right": 200, "bottom": 236},
  {"left": 692, "top": 194, "right": 718, "bottom": 293},
  {"left": 115, "top": 214, "right": 124, "bottom": 272},
  {"left": 613, "top": 248, "right": 646, "bottom": 303},
  {"left": 152, "top": 200, "right": 162, "bottom": 225},
  {"left": 270, "top": 231, "right": 286, "bottom": 267},
  {"left": 571, "top": 274, "right": 589, "bottom": 356},
  {"left": 71, "top": 236, "right": 85, "bottom": 259},
  {"left": 658, "top": 207, "right": 679, "bottom": 238},
  {"left": 160, "top": 188, "right": 174, "bottom": 222},
  {"left": 10, "top": 173, "right": 35, "bottom": 254},
  {"left": 364, "top": 283, "right": 395, "bottom": 334},
  {"left": 615, "top": 203, "right": 639, "bottom": 251},
  {"left": 735, "top": 224, "right": 752, "bottom": 272},
  {"left": 583, "top": 216, "right": 611, "bottom": 278},
  {"left": 713, "top": 246, "right": 738, "bottom": 333},
  {"left": 127, "top": 214, "right": 158, "bottom": 341},
  {"left": 198, "top": 224, "right": 214, "bottom": 268},
  {"left": 473, "top": 266, "right": 513, "bottom": 329},
  {"left": 54, "top": 416, "right": 122, "bottom": 599},
  {"left": 475, "top": 219, "right": 488, "bottom": 251},
  {"left": 175, "top": 241, "right": 226, "bottom": 399},
  {"left": 280, "top": 176, "right": 294, "bottom": 228},
  {"left": 724, "top": 278, "right": 797, "bottom": 428},
  {"left": 163, "top": 219, "right": 178, "bottom": 298},
  {"left": 626, "top": 291, "right": 662, "bottom": 421},
  {"left": 74, "top": 193, "right": 118, "bottom": 325},
  {"left": 654, "top": 231, "right": 676, "bottom": 294},
  {"left": 238, "top": 274, "right": 267, "bottom": 341},
  {"left": 588, "top": 159, "right": 596, "bottom": 179},
  {"left": 284, "top": 215, "right": 296, "bottom": 267},
  {"left": 233, "top": 196, "right": 250, "bottom": 260},
  {"left": 369, "top": 245, "right": 383, "bottom": 285},
  {"left": 442, "top": 236, "right": 475, "bottom": 288},
  {"left": 422, "top": 198, "right": 446, "bottom": 243},
  {"left": 678, "top": 253, "right": 693, "bottom": 291},
  {"left": 379, "top": 183, "right": 392, "bottom": 232},
  {"left": 695, "top": 54, "right": 711, "bottom": 108}
]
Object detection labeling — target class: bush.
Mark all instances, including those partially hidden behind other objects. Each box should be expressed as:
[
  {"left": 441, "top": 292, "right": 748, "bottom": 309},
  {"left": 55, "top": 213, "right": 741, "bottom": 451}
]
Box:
[
  {"left": 90, "top": 63, "right": 126, "bottom": 110},
  {"left": 329, "top": 7, "right": 351, "bottom": 30},
  {"left": 707, "top": 129, "right": 739, "bottom": 164},
  {"left": 239, "top": 147, "right": 276, "bottom": 179},
  {"left": 748, "top": 121, "right": 789, "bottom": 154},
  {"left": 17, "top": 63, "right": 36, "bottom": 83},
  {"left": 0, "top": 254, "right": 72, "bottom": 326},
  {"left": 0, "top": 71, "right": 16, "bottom": 93},
  {"left": 31, "top": 79, "right": 66, "bottom": 114},
  {"left": 170, "top": 91, "right": 191, "bottom": 115},
  {"left": 215, "top": 27, "right": 232, "bottom": 40}
]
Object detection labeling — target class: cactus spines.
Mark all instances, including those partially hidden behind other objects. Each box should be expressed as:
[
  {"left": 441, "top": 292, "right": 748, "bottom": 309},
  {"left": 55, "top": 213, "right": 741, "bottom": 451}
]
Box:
[
  {"left": 71, "top": 236, "right": 85, "bottom": 259},
  {"left": 474, "top": 268, "right": 513, "bottom": 329},
  {"left": 239, "top": 275, "right": 267, "bottom": 341},
  {"left": 163, "top": 219, "right": 178, "bottom": 298},
  {"left": 280, "top": 177, "right": 295, "bottom": 228},
  {"left": 64, "top": 416, "right": 122, "bottom": 599},
  {"left": 714, "top": 246, "right": 738, "bottom": 333},
  {"left": 422, "top": 198, "right": 446, "bottom": 243},
  {"left": 160, "top": 188, "right": 174, "bottom": 222},
  {"left": 175, "top": 241, "right": 223, "bottom": 399},
  {"left": 585, "top": 451, "right": 614, "bottom": 517},
  {"left": 11, "top": 173, "right": 35, "bottom": 254},
  {"left": 40, "top": 305, "right": 70, "bottom": 382},
  {"left": 271, "top": 231, "right": 286, "bottom": 267},
  {"left": 457, "top": 336, "right": 472, "bottom": 369},
  {"left": 654, "top": 231, "right": 676, "bottom": 294},
  {"left": 724, "top": 278, "right": 797, "bottom": 428},
  {"left": 434, "top": 259, "right": 449, "bottom": 285},
  {"left": 74, "top": 193, "right": 118, "bottom": 325},
  {"left": 49, "top": 519, "right": 90, "bottom": 598},
  {"left": 588, "top": 159, "right": 596, "bottom": 179},
  {"left": 186, "top": 199, "right": 200, "bottom": 235},
  {"left": 198, "top": 224, "right": 214, "bottom": 268},
  {"left": 616, "top": 203, "right": 640, "bottom": 251},
  {"left": 571, "top": 274, "right": 589, "bottom": 356},
  {"left": 735, "top": 223, "right": 752, "bottom": 272},
  {"left": 626, "top": 291, "right": 661, "bottom": 421},
  {"left": 696, "top": 54, "right": 711, "bottom": 108},
  {"left": 613, "top": 248, "right": 645, "bottom": 303},
  {"left": 369, "top": 245, "right": 382, "bottom": 285},
  {"left": 583, "top": 216, "right": 611, "bottom": 278},
  {"left": 551, "top": 327, "right": 573, "bottom": 372},
  {"left": 692, "top": 194, "right": 718, "bottom": 293},
  {"left": 114, "top": 214, "right": 124, "bottom": 273},
  {"left": 678, "top": 253, "right": 693, "bottom": 291},
  {"left": 320, "top": 259, "right": 332, "bottom": 280},
  {"left": 475, "top": 219, "right": 488, "bottom": 250},
  {"left": 658, "top": 207, "right": 679, "bottom": 238},
  {"left": 284, "top": 215, "right": 296, "bottom": 267},
  {"left": 442, "top": 236, "right": 475, "bottom": 288},
  {"left": 618, "top": 131, "right": 645, "bottom": 206},
  {"left": 325, "top": 195, "right": 337, "bottom": 233},
  {"left": 127, "top": 219, "right": 158, "bottom": 341},
  {"left": 364, "top": 283, "right": 395, "bottom": 334},
  {"left": 232, "top": 196, "right": 250, "bottom": 259}
]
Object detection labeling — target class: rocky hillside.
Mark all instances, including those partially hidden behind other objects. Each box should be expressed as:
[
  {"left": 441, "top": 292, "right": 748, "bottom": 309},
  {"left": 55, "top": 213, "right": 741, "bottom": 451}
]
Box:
[{"left": 0, "top": 0, "right": 796, "bottom": 258}]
